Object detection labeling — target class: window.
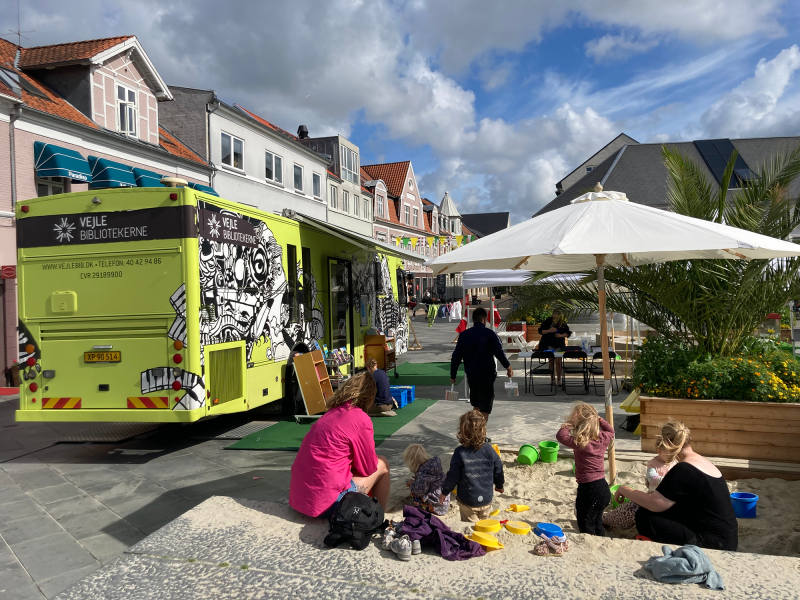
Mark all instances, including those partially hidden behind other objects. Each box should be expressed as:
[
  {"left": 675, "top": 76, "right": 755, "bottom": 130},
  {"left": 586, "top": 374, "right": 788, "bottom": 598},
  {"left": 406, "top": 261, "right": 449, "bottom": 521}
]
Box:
[
  {"left": 340, "top": 145, "right": 359, "bottom": 183},
  {"left": 265, "top": 151, "right": 283, "bottom": 183},
  {"left": 364, "top": 198, "right": 371, "bottom": 220},
  {"left": 312, "top": 173, "right": 321, "bottom": 198},
  {"left": 302, "top": 247, "right": 312, "bottom": 322},
  {"left": 293, "top": 164, "right": 303, "bottom": 191},
  {"left": 287, "top": 244, "right": 298, "bottom": 322},
  {"left": 450, "top": 220, "right": 455, "bottom": 233},
  {"left": 412, "top": 208, "right": 418, "bottom": 228},
  {"left": 408, "top": 178, "right": 414, "bottom": 190},
  {"left": 377, "top": 195, "right": 385, "bottom": 217},
  {"left": 404, "top": 206, "right": 410, "bottom": 225},
  {"left": 354, "top": 195, "right": 360, "bottom": 217},
  {"left": 116, "top": 84, "right": 137, "bottom": 136},
  {"left": 342, "top": 190, "right": 349, "bottom": 212},
  {"left": 376, "top": 231, "right": 386, "bottom": 242},
  {"left": 586, "top": 166, "right": 594, "bottom": 173},
  {"left": 221, "top": 133, "right": 244, "bottom": 170},
  {"left": 36, "top": 177, "right": 64, "bottom": 197},
  {"left": 329, "top": 185, "right": 337, "bottom": 209}
]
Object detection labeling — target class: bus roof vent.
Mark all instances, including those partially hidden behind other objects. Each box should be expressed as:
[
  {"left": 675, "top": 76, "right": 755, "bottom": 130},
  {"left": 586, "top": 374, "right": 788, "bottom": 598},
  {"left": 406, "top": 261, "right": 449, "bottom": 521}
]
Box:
[{"left": 161, "top": 177, "right": 188, "bottom": 188}]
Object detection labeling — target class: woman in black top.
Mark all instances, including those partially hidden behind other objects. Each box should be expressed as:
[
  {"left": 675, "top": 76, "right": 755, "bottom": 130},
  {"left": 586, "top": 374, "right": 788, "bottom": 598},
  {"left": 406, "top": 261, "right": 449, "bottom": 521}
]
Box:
[
  {"left": 537, "top": 310, "right": 571, "bottom": 382},
  {"left": 615, "top": 420, "right": 738, "bottom": 551}
]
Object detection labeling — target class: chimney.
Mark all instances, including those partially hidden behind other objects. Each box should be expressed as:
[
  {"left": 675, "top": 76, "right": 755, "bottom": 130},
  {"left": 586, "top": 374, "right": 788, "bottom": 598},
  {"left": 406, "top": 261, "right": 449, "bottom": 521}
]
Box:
[{"left": 297, "top": 125, "right": 309, "bottom": 139}]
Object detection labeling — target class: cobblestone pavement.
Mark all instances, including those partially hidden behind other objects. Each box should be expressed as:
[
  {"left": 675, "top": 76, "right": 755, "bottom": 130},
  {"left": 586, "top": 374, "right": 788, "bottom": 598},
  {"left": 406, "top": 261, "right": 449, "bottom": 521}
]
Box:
[{"left": 1, "top": 299, "right": 639, "bottom": 599}]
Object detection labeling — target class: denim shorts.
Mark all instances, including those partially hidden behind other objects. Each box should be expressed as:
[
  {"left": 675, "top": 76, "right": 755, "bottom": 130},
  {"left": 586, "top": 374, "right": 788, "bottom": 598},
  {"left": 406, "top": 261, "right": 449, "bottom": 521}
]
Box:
[{"left": 321, "top": 479, "right": 358, "bottom": 519}]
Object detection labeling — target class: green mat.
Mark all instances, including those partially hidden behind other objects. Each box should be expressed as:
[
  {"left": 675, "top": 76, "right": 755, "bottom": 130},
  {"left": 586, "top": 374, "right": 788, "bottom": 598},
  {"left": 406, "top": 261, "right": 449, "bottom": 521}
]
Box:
[
  {"left": 392, "top": 362, "right": 463, "bottom": 386},
  {"left": 226, "top": 398, "right": 437, "bottom": 451}
]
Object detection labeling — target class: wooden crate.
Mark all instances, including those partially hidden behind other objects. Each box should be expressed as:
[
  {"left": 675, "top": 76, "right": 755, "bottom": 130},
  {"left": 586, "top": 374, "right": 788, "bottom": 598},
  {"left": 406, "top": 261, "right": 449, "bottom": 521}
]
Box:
[{"left": 640, "top": 396, "right": 800, "bottom": 463}]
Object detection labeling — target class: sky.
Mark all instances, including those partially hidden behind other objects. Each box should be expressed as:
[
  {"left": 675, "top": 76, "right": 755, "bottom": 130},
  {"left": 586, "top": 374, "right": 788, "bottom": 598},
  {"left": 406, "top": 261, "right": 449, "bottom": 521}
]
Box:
[{"left": 4, "top": 0, "right": 800, "bottom": 223}]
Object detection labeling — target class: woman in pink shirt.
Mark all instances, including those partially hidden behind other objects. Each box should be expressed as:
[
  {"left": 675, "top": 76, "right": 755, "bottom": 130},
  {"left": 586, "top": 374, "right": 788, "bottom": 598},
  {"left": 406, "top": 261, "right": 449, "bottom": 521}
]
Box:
[
  {"left": 556, "top": 402, "right": 615, "bottom": 536},
  {"left": 290, "top": 372, "right": 391, "bottom": 517}
]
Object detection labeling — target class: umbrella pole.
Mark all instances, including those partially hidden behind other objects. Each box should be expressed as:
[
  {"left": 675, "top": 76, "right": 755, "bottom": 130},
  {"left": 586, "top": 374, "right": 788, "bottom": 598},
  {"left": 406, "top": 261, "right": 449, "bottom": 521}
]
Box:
[{"left": 596, "top": 254, "right": 617, "bottom": 483}]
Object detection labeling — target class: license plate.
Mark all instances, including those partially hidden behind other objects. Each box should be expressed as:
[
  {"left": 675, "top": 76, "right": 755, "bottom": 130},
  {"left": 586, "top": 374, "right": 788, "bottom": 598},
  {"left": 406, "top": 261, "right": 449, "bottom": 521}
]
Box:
[{"left": 84, "top": 351, "right": 121, "bottom": 363}]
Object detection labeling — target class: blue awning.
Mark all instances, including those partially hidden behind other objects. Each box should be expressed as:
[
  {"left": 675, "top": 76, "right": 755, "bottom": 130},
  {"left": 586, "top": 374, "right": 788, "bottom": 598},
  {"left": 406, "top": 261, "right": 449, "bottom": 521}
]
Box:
[
  {"left": 132, "top": 168, "right": 165, "bottom": 188},
  {"left": 34, "top": 142, "right": 92, "bottom": 183},
  {"left": 188, "top": 182, "right": 219, "bottom": 197},
  {"left": 88, "top": 156, "right": 137, "bottom": 189}
]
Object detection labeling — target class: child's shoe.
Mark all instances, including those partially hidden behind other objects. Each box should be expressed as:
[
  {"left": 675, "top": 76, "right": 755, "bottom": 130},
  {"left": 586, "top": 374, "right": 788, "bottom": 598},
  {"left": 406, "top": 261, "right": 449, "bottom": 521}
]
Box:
[
  {"left": 411, "top": 539, "right": 421, "bottom": 555},
  {"left": 382, "top": 527, "right": 396, "bottom": 550},
  {"left": 391, "top": 535, "right": 412, "bottom": 561}
]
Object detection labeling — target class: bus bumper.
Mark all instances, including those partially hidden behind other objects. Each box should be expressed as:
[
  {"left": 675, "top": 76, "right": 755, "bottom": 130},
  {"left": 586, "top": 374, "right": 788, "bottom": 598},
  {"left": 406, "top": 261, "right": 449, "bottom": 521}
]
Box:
[{"left": 15, "top": 408, "right": 206, "bottom": 423}]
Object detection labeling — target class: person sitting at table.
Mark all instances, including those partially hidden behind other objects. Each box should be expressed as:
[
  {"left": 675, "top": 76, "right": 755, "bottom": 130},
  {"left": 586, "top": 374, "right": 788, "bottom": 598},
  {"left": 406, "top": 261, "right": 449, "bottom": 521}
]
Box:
[{"left": 538, "top": 309, "right": 571, "bottom": 382}]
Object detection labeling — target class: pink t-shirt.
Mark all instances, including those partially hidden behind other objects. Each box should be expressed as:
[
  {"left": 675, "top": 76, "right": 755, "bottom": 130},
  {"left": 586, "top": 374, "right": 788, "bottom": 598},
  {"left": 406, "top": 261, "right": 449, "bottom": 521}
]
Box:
[
  {"left": 556, "top": 417, "right": 615, "bottom": 484},
  {"left": 289, "top": 402, "right": 379, "bottom": 517}
]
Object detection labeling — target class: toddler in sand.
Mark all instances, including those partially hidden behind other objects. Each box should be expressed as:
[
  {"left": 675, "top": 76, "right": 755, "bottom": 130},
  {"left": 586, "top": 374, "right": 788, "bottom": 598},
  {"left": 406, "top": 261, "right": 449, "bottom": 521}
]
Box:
[
  {"left": 439, "top": 410, "right": 504, "bottom": 522},
  {"left": 602, "top": 435, "right": 678, "bottom": 530},
  {"left": 403, "top": 444, "right": 450, "bottom": 516},
  {"left": 556, "top": 402, "right": 615, "bottom": 536}
]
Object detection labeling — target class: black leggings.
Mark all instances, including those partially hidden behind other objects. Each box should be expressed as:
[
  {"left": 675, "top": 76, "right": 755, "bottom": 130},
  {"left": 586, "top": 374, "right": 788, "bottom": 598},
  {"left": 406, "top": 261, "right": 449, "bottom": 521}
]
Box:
[
  {"left": 576, "top": 478, "right": 611, "bottom": 536},
  {"left": 635, "top": 508, "right": 698, "bottom": 546}
]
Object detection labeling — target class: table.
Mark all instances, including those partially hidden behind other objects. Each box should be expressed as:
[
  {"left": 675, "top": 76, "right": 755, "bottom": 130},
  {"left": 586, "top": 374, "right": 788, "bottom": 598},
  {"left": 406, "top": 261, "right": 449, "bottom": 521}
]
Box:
[{"left": 497, "top": 331, "right": 529, "bottom": 352}]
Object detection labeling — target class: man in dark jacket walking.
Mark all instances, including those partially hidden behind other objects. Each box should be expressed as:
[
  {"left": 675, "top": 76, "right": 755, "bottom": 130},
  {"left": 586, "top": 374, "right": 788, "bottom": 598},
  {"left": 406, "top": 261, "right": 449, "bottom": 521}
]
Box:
[{"left": 450, "top": 307, "right": 512, "bottom": 423}]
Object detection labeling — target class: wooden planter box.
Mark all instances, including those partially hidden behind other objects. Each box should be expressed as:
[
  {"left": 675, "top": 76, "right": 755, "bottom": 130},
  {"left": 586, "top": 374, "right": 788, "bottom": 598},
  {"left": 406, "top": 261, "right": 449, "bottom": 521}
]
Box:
[
  {"left": 640, "top": 396, "right": 800, "bottom": 463},
  {"left": 526, "top": 325, "right": 542, "bottom": 344},
  {"left": 781, "top": 329, "right": 791, "bottom": 341}
]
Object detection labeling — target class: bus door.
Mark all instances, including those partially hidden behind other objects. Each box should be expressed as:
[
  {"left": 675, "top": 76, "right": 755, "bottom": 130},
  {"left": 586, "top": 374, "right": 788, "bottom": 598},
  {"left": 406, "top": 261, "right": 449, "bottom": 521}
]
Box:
[{"left": 328, "top": 258, "right": 353, "bottom": 366}]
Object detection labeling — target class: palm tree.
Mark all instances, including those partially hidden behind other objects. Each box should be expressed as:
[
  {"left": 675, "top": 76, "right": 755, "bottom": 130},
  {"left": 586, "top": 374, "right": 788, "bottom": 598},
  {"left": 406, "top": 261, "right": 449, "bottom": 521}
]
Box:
[{"left": 511, "top": 145, "right": 800, "bottom": 356}]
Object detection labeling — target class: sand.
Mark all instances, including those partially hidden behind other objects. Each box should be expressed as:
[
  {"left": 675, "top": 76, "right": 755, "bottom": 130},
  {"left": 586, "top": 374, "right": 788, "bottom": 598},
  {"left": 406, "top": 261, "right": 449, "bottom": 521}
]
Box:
[{"left": 387, "top": 453, "right": 800, "bottom": 559}]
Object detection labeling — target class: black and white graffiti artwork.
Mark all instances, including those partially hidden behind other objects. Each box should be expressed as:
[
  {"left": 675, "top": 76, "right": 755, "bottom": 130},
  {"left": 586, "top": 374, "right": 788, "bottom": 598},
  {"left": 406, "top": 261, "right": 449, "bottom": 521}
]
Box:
[
  {"left": 141, "top": 366, "right": 205, "bottom": 411},
  {"left": 350, "top": 254, "right": 408, "bottom": 355},
  {"left": 195, "top": 204, "right": 325, "bottom": 364}
]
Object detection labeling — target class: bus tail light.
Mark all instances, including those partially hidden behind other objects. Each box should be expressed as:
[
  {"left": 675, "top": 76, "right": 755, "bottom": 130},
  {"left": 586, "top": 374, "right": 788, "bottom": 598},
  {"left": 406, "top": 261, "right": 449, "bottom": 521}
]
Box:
[
  {"left": 26, "top": 357, "right": 36, "bottom": 367},
  {"left": 29, "top": 383, "right": 38, "bottom": 392},
  {"left": 21, "top": 205, "right": 29, "bottom": 213},
  {"left": 173, "top": 354, "right": 183, "bottom": 364},
  {"left": 172, "top": 381, "right": 182, "bottom": 391}
]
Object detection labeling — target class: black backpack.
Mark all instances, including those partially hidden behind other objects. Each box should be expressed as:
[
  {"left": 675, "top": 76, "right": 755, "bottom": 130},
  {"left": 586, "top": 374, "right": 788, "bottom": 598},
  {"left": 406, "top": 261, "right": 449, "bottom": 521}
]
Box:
[{"left": 323, "top": 492, "right": 387, "bottom": 550}]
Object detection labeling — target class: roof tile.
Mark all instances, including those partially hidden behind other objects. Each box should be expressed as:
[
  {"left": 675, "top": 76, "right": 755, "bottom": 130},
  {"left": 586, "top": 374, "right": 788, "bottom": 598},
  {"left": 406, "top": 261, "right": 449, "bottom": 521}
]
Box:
[
  {"left": 159, "top": 127, "right": 207, "bottom": 166},
  {"left": 361, "top": 161, "right": 410, "bottom": 197},
  {"left": 235, "top": 104, "right": 298, "bottom": 142},
  {"left": 19, "top": 36, "right": 133, "bottom": 68}
]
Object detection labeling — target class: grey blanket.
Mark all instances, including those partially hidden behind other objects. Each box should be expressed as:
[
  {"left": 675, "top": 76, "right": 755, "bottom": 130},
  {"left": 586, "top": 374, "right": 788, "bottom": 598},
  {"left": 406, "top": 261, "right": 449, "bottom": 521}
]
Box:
[{"left": 645, "top": 545, "right": 724, "bottom": 590}]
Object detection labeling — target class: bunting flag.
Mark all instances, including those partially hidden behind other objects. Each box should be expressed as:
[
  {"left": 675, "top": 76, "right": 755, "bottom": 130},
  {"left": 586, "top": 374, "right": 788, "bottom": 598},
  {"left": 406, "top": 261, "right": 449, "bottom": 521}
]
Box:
[
  {"left": 462, "top": 236, "right": 468, "bottom": 245},
  {"left": 471, "top": 235, "right": 476, "bottom": 242},
  {"left": 410, "top": 237, "right": 418, "bottom": 247},
  {"left": 402, "top": 237, "right": 410, "bottom": 247},
  {"left": 439, "top": 236, "right": 446, "bottom": 245},
  {"left": 426, "top": 237, "right": 434, "bottom": 246}
]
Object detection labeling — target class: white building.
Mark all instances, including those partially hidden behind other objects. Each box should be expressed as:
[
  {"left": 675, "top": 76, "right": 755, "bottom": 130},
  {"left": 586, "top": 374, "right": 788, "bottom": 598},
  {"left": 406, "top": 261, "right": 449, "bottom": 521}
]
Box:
[{"left": 159, "top": 88, "right": 329, "bottom": 219}]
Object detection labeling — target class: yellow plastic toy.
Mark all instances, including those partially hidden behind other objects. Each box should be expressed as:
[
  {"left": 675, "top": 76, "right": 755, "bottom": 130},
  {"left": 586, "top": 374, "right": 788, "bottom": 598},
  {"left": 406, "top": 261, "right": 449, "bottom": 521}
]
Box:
[
  {"left": 492, "top": 444, "right": 501, "bottom": 457},
  {"left": 468, "top": 531, "right": 504, "bottom": 549},
  {"left": 505, "top": 504, "right": 530, "bottom": 512},
  {"left": 504, "top": 521, "right": 531, "bottom": 535},
  {"left": 474, "top": 519, "right": 502, "bottom": 534},
  {"left": 489, "top": 509, "right": 500, "bottom": 517}
]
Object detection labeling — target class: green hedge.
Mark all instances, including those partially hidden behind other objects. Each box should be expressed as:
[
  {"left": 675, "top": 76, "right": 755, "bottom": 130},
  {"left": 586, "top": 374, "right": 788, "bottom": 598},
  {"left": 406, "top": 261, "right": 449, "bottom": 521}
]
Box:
[{"left": 633, "top": 337, "right": 800, "bottom": 403}]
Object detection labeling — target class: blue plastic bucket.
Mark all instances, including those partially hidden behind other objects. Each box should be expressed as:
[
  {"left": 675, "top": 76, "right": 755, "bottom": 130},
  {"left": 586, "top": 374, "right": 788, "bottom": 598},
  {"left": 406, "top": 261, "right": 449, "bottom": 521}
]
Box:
[
  {"left": 534, "top": 522, "right": 563, "bottom": 538},
  {"left": 730, "top": 492, "right": 758, "bottom": 518}
]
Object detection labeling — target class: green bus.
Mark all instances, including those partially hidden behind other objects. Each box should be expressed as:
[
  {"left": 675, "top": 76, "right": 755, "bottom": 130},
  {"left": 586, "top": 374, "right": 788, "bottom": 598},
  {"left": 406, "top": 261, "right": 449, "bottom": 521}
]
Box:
[{"left": 15, "top": 186, "right": 409, "bottom": 422}]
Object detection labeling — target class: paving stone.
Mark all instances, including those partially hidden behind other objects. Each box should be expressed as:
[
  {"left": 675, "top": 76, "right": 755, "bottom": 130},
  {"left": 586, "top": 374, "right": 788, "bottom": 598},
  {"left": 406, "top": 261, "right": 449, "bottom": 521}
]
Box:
[
  {"left": 126, "top": 453, "right": 228, "bottom": 485},
  {"left": 0, "top": 482, "right": 33, "bottom": 505},
  {"left": 9, "top": 531, "right": 99, "bottom": 584},
  {"left": 27, "top": 483, "right": 86, "bottom": 506},
  {"left": 38, "top": 564, "right": 101, "bottom": 599},
  {"left": 6, "top": 467, "right": 69, "bottom": 492},
  {"left": 0, "top": 500, "right": 48, "bottom": 528},
  {"left": 0, "top": 560, "right": 45, "bottom": 600},
  {"left": 79, "top": 524, "right": 145, "bottom": 565},
  {"left": 1, "top": 513, "right": 65, "bottom": 546},
  {"left": 58, "top": 466, "right": 139, "bottom": 491},
  {"left": 44, "top": 495, "right": 131, "bottom": 541}
]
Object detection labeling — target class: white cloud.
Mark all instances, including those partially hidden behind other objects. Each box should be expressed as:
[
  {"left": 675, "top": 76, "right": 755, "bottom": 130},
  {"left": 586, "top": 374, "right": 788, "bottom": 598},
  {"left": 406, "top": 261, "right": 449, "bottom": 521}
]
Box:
[
  {"left": 585, "top": 34, "right": 658, "bottom": 62},
  {"left": 2, "top": 0, "right": 796, "bottom": 225},
  {"left": 701, "top": 45, "right": 800, "bottom": 138}
]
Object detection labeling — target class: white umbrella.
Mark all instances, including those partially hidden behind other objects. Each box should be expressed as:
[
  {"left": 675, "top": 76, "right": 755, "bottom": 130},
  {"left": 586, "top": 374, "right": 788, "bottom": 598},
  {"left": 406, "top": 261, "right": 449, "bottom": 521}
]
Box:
[{"left": 427, "top": 183, "right": 800, "bottom": 481}]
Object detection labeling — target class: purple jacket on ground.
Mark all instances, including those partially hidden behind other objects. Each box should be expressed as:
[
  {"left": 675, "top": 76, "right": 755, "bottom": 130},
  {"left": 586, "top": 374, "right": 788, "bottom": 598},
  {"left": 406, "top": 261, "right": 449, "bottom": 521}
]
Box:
[{"left": 400, "top": 505, "right": 486, "bottom": 561}]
